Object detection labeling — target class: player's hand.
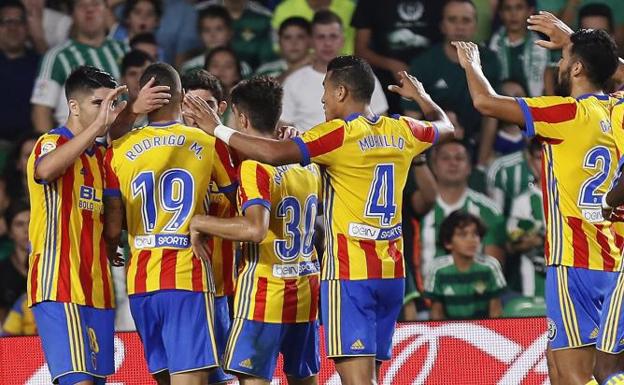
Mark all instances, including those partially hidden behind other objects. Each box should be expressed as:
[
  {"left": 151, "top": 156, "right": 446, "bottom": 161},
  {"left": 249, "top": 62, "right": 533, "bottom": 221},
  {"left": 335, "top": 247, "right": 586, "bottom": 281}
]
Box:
[
  {"left": 91, "top": 85, "right": 128, "bottom": 136},
  {"left": 276, "top": 125, "right": 300, "bottom": 140},
  {"left": 190, "top": 221, "right": 211, "bottom": 264},
  {"left": 388, "top": 71, "right": 429, "bottom": 101},
  {"left": 527, "top": 11, "right": 573, "bottom": 50},
  {"left": 182, "top": 94, "right": 221, "bottom": 136},
  {"left": 132, "top": 77, "right": 171, "bottom": 115},
  {"left": 451, "top": 41, "right": 481, "bottom": 69}
]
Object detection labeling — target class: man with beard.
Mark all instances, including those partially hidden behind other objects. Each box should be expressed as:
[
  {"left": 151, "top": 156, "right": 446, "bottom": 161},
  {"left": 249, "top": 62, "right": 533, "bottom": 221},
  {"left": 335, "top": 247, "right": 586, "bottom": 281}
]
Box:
[{"left": 453, "top": 25, "right": 621, "bottom": 385}]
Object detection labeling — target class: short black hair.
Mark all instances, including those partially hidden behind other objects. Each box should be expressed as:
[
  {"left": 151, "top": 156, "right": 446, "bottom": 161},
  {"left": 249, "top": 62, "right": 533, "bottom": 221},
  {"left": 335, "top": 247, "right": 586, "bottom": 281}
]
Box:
[
  {"left": 439, "top": 210, "right": 486, "bottom": 252},
  {"left": 181, "top": 69, "right": 225, "bottom": 102},
  {"left": 279, "top": 16, "right": 311, "bottom": 36},
  {"left": 312, "top": 9, "right": 342, "bottom": 28},
  {"left": 230, "top": 76, "right": 283, "bottom": 134},
  {"left": 139, "top": 62, "right": 181, "bottom": 97},
  {"left": 121, "top": 50, "right": 154, "bottom": 76},
  {"left": 326, "top": 55, "right": 375, "bottom": 103},
  {"left": 198, "top": 5, "right": 232, "bottom": 31},
  {"left": 122, "top": 0, "right": 162, "bottom": 22},
  {"left": 65, "top": 65, "right": 117, "bottom": 100},
  {"left": 569, "top": 29, "right": 619, "bottom": 89},
  {"left": 578, "top": 3, "right": 614, "bottom": 32},
  {"left": 527, "top": 137, "right": 542, "bottom": 156},
  {"left": 204, "top": 46, "right": 242, "bottom": 80},
  {"left": 0, "top": 0, "right": 26, "bottom": 16},
  {"left": 130, "top": 32, "right": 158, "bottom": 47},
  {"left": 499, "top": 0, "right": 535, "bottom": 9},
  {"left": 6, "top": 200, "right": 29, "bottom": 228}
]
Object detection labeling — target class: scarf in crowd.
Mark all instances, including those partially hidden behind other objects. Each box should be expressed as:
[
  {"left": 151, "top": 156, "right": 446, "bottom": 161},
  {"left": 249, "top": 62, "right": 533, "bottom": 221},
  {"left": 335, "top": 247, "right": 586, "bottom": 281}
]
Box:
[{"left": 490, "top": 28, "right": 550, "bottom": 97}]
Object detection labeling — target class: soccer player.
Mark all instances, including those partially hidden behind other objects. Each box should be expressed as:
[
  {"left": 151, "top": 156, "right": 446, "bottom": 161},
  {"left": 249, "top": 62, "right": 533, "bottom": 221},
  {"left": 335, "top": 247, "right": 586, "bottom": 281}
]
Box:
[
  {"left": 452, "top": 25, "right": 621, "bottom": 385},
  {"left": 26, "top": 66, "right": 127, "bottom": 385},
  {"left": 189, "top": 76, "right": 321, "bottom": 385},
  {"left": 103, "top": 63, "right": 236, "bottom": 385},
  {"left": 181, "top": 68, "right": 236, "bottom": 385},
  {"left": 183, "top": 56, "right": 453, "bottom": 385}
]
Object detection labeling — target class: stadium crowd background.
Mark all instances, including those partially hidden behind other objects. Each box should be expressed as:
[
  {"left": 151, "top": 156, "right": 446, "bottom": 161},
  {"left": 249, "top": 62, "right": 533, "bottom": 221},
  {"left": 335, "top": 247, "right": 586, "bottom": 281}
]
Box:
[{"left": 0, "top": 0, "right": 623, "bottom": 335}]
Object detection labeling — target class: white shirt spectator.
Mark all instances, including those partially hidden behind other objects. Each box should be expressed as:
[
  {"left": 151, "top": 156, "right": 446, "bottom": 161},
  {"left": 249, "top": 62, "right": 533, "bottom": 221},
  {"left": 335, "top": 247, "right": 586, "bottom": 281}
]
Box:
[
  {"left": 42, "top": 8, "right": 72, "bottom": 48},
  {"left": 281, "top": 65, "right": 388, "bottom": 131}
]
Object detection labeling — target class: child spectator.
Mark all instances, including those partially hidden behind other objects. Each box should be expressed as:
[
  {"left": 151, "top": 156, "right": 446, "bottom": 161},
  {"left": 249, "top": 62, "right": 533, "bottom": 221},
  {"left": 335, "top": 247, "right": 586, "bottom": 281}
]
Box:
[
  {"left": 204, "top": 46, "right": 243, "bottom": 127},
  {"left": 492, "top": 80, "right": 527, "bottom": 157},
  {"left": 425, "top": 211, "right": 506, "bottom": 320},
  {"left": 129, "top": 32, "right": 163, "bottom": 61},
  {"left": 181, "top": 5, "right": 252, "bottom": 76},
  {"left": 109, "top": 0, "right": 162, "bottom": 43},
  {"left": 255, "top": 16, "right": 311, "bottom": 82},
  {"left": 1, "top": 293, "right": 36, "bottom": 335}
]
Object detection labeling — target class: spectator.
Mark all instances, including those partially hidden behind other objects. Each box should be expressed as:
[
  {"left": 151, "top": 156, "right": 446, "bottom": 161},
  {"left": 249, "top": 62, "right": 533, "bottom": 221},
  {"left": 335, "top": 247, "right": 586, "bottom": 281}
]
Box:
[
  {"left": 507, "top": 139, "right": 545, "bottom": 298},
  {"left": 1, "top": 293, "right": 36, "bottom": 335},
  {"left": 537, "top": 0, "right": 623, "bottom": 38},
  {"left": 4, "top": 134, "right": 38, "bottom": 207},
  {"left": 109, "top": 0, "right": 162, "bottom": 43},
  {"left": 181, "top": 6, "right": 252, "bottom": 76},
  {"left": 21, "top": 0, "right": 72, "bottom": 53},
  {"left": 129, "top": 32, "right": 162, "bottom": 61},
  {"left": 196, "top": 0, "right": 275, "bottom": 69},
  {"left": 419, "top": 140, "right": 506, "bottom": 281},
  {"left": 351, "top": 0, "right": 443, "bottom": 113},
  {"left": 489, "top": 0, "right": 550, "bottom": 97},
  {"left": 280, "top": 10, "right": 388, "bottom": 131},
  {"left": 0, "top": 202, "right": 30, "bottom": 322},
  {"left": 204, "top": 46, "right": 243, "bottom": 126},
  {"left": 425, "top": 211, "right": 506, "bottom": 320},
  {"left": 255, "top": 16, "right": 312, "bottom": 82},
  {"left": 156, "top": 0, "right": 202, "bottom": 66},
  {"left": 272, "top": 0, "right": 355, "bottom": 54},
  {"left": 121, "top": 50, "right": 154, "bottom": 102},
  {"left": 30, "top": 0, "right": 127, "bottom": 133},
  {"left": 0, "top": 1, "right": 39, "bottom": 142},
  {"left": 403, "top": 0, "right": 501, "bottom": 167}
]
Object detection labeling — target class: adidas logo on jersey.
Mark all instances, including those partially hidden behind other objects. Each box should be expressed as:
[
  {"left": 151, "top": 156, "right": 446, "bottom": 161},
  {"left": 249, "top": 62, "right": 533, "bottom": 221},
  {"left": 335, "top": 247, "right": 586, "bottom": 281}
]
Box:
[
  {"left": 434, "top": 78, "right": 448, "bottom": 89},
  {"left": 351, "top": 339, "right": 365, "bottom": 350},
  {"left": 239, "top": 359, "right": 253, "bottom": 369}
]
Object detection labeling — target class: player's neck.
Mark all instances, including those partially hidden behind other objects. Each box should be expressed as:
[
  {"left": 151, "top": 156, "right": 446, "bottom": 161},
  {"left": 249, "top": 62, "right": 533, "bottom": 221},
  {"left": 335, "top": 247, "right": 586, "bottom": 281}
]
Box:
[
  {"left": 339, "top": 103, "right": 371, "bottom": 121},
  {"left": 438, "top": 183, "right": 467, "bottom": 205},
  {"left": 65, "top": 119, "right": 83, "bottom": 137},
  {"left": 148, "top": 106, "right": 182, "bottom": 125},
  {"left": 312, "top": 57, "right": 328, "bottom": 73},
  {"left": 570, "top": 80, "right": 604, "bottom": 99}
]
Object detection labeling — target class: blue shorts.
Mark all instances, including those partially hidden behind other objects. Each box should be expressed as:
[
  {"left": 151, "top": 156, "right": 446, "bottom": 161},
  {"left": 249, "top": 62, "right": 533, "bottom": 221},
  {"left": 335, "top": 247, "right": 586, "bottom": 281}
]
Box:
[
  {"left": 598, "top": 272, "right": 624, "bottom": 354},
  {"left": 209, "top": 296, "right": 235, "bottom": 384},
  {"left": 224, "top": 318, "right": 319, "bottom": 380},
  {"left": 32, "top": 302, "right": 115, "bottom": 384},
  {"left": 129, "top": 290, "right": 219, "bottom": 375},
  {"left": 546, "top": 266, "right": 620, "bottom": 350},
  {"left": 320, "top": 278, "right": 404, "bottom": 360}
]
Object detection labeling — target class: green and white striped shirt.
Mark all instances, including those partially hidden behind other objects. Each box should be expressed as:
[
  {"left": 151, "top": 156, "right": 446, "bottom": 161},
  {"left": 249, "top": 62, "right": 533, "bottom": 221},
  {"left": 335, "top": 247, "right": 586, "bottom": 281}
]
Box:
[
  {"left": 31, "top": 39, "right": 128, "bottom": 125},
  {"left": 486, "top": 151, "right": 533, "bottom": 216},
  {"left": 180, "top": 53, "right": 253, "bottom": 78},
  {"left": 255, "top": 59, "right": 287, "bottom": 78}
]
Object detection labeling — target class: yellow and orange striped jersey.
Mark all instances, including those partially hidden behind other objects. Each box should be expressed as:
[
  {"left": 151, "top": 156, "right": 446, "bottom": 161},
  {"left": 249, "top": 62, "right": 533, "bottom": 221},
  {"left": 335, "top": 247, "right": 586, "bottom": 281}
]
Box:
[
  {"left": 235, "top": 159, "right": 321, "bottom": 323},
  {"left": 104, "top": 122, "right": 237, "bottom": 295},
  {"left": 27, "top": 127, "right": 115, "bottom": 308},
  {"left": 292, "top": 114, "right": 437, "bottom": 281},
  {"left": 516, "top": 94, "right": 624, "bottom": 271}
]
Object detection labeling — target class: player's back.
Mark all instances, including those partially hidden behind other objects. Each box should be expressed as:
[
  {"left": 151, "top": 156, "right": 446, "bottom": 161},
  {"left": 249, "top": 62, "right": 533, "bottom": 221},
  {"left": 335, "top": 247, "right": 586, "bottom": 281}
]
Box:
[
  {"left": 106, "top": 122, "right": 235, "bottom": 294},
  {"left": 294, "top": 114, "right": 437, "bottom": 280},
  {"left": 235, "top": 159, "right": 321, "bottom": 323}
]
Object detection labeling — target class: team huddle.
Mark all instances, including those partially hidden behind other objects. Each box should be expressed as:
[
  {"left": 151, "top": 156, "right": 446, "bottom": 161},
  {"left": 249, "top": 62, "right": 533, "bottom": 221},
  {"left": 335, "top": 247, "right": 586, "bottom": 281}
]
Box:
[{"left": 23, "top": 9, "right": 624, "bottom": 385}]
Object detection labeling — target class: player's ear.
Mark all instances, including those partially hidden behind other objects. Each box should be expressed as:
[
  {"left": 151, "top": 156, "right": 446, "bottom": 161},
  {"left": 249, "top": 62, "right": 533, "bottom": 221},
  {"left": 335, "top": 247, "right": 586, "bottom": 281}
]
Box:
[
  {"left": 68, "top": 98, "right": 80, "bottom": 117},
  {"left": 336, "top": 84, "right": 347, "bottom": 103},
  {"left": 218, "top": 100, "right": 227, "bottom": 116},
  {"left": 571, "top": 60, "right": 583, "bottom": 78}
]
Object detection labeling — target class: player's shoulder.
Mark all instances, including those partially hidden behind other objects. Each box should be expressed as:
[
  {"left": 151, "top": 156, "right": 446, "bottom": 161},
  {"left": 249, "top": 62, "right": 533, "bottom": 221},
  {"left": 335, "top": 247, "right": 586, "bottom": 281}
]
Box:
[{"left": 240, "top": 158, "right": 274, "bottom": 175}]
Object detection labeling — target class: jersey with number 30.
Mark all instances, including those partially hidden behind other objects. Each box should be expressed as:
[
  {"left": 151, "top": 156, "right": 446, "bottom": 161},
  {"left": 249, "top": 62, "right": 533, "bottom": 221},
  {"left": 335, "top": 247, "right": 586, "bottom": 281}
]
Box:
[
  {"left": 292, "top": 114, "right": 438, "bottom": 281},
  {"left": 104, "top": 122, "right": 236, "bottom": 295},
  {"left": 516, "top": 95, "right": 623, "bottom": 271}
]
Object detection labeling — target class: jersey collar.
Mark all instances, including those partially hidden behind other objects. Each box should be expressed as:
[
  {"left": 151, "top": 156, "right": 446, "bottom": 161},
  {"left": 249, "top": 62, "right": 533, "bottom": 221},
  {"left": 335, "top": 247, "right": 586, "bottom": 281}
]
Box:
[
  {"left": 576, "top": 93, "right": 610, "bottom": 101},
  {"left": 49, "top": 126, "right": 74, "bottom": 139},
  {"left": 149, "top": 120, "right": 181, "bottom": 127},
  {"left": 344, "top": 113, "right": 380, "bottom": 124}
]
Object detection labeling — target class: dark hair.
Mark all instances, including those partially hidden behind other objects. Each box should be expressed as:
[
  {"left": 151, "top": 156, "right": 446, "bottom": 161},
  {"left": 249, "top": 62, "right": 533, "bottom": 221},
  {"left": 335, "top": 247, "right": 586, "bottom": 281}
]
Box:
[
  {"left": 230, "top": 76, "right": 283, "bottom": 134},
  {"left": 122, "top": 0, "right": 162, "bottom": 22},
  {"left": 527, "top": 137, "right": 542, "bottom": 155},
  {"left": 326, "top": 55, "right": 375, "bottom": 103},
  {"left": 499, "top": 0, "right": 535, "bottom": 9},
  {"left": 569, "top": 29, "right": 619, "bottom": 89},
  {"left": 312, "top": 9, "right": 343, "bottom": 28},
  {"left": 578, "top": 3, "right": 614, "bottom": 32},
  {"left": 139, "top": 62, "right": 181, "bottom": 96},
  {"left": 443, "top": 0, "right": 477, "bottom": 15},
  {"left": 65, "top": 65, "right": 117, "bottom": 100},
  {"left": 439, "top": 210, "right": 486, "bottom": 251},
  {"left": 121, "top": 50, "right": 154, "bottom": 76},
  {"left": 198, "top": 5, "right": 232, "bottom": 31},
  {"left": 129, "top": 32, "right": 158, "bottom": 47},
  {"left": 5, "top": 200, "right": 29, "bottom": 228},
  {"left": 204, "top": 46, "right": 242, "bottom": 80},
  {"left": 432, "top": 138, "right": 472, "bottom": 162},
  {"left": 279, "top": 16, "right": 311, "bottom": 36},
  {"left": 0, "top": 0, "right": 26, "bottom": 17},
  {"left": 181, "top": 69, "right": 225, "bottom": 102}
]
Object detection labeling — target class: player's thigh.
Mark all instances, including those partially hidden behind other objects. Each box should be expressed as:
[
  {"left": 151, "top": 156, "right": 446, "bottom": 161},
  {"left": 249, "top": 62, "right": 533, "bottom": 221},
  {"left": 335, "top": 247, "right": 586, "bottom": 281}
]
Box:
[
  {"left": 286, "top": 375, "right": 318, "bottom": 385},
  {"left": 281, "top": 321, "right": 320, "bottom": 379},
  {"left": 333, "top": 356, "right": 377, "bottom": 385},
  {"left": 594, "top": 349, "right": 624, "bottom": 384},
  {"left": 545, "top": 346, "right": 560, "bottom": 385},
  {"left": 237, "top": 373, "right": 271, "bottom": 385},
  {"left": 170, "top": 369, "right": 210, "bottom": 385},
  {"left": 550, "top": 346, "right": 595, "bottom": 385}
]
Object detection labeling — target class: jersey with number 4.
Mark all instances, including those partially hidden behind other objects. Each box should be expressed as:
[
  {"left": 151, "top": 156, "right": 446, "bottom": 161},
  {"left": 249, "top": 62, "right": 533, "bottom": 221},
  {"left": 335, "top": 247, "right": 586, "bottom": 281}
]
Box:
[
  {"left": 292, "top": 114, "right": 438, "bottom": 281},
  {"left": 104, "top": 122, "right": 236, "bottom": 295},
  {"left": 516, "top": 94, "right": 623, "bottom": 271}
]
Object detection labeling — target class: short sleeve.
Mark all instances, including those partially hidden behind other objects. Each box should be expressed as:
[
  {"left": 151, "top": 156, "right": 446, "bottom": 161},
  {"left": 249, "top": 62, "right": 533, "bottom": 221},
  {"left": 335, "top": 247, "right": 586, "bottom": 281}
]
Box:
[
  {"left": 237, "top": 160, "right": 272, "bottom": 214},
  {"left": 424, "top": 267, "right": 443, "bottom": 301},
  {"left": 515, "top": 96, "right": 578, "bottom": 140},
  {"left": 398, "top": 116, "right": 438, "bottom": 154},
  {"left": 30, "top": 133, "right": 66, "bottom": 184},
  {"left": 103, "top": 148, "right": 121, "bottom": 197},
  {"left": 30, "top": 52, "right": 66, "bottom": 108},
  {"left": 485, "top": 257, "right": 507, "bottom": 295},
  {"left": 291, "top": 120, "right": 346, "bottom": 166},
  {"left": 211, "top": 139, "right": 238, "bottom": 193}
]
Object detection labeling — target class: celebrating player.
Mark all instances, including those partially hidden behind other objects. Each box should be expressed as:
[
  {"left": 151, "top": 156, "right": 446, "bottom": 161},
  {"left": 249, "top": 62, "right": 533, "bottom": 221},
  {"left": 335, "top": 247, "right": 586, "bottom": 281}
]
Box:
[
  {"left": 27, "top": 66, "right": 127, "bottom": 385},
  {"left": 103, "top": 63, "right": 236, "bottom": 385},
  {"left": 183, "top": 56, "right": 453, "bottom": 385},
  {"left": 452, "top": 23, "right": 621, "bottom": 385}
]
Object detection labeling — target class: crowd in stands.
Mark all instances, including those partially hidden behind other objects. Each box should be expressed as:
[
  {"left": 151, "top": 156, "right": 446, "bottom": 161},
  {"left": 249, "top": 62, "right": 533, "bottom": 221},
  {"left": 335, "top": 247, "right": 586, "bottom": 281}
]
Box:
[{"left": 1, "top": 0, "right": 623, "bottom": 335}]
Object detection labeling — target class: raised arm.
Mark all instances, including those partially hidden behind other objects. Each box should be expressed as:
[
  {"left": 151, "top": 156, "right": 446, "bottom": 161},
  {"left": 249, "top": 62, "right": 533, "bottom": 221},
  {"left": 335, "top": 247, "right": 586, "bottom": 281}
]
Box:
[
  {"left": 452, "top": 41, "right": 525, "bottom": 125},
  {"left": 182, "top": 94, "right": 302, "bottom": 166}
]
